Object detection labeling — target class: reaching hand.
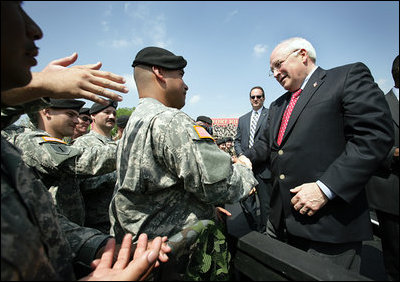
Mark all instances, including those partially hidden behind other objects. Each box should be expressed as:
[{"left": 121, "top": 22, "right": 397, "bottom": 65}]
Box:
[
  {"left": 215, "top": 206, "right": 232, "bottom": 222},
  {"left": 81, "top": 233, "right": 167, "bottom": 281},
  {"left": 233, "top": 155, "right": 253, "bottom": 169},
  {"left": 38, "top": 52, "right": 129, "bottom": 104}
]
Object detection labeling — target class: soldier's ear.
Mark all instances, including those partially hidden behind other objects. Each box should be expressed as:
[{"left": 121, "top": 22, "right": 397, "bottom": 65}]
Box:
[
  {"left": 40, "top": 108, "right": 51, "bottom": 119},
  {"left": 152, "top": 66, "right": 166, "bottom": 84}
]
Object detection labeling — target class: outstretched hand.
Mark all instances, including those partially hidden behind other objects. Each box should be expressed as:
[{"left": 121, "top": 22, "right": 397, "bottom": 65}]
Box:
[
  {"left": 1, "top": 52, "right": 129, "bottom": 106},
  {"left": 81, "top": 233, "right": 167, "bottom": 281},
  {"left": 39, "top": 52, "right": 129, "bottom": 104}
]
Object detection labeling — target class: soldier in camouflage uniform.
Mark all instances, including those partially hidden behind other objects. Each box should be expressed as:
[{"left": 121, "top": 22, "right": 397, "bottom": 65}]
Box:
[
  {"left": 72, "top": 100, "right": 119, "bottom": 234},
  {"left": 10, "top": 99, "right": 118, "bottom": 226},
  {"left": 1, "top": 2, "right": 169, "bottom": 279},
  {"left": 109, "top": 47, "right": 257, "bottom": 280}
]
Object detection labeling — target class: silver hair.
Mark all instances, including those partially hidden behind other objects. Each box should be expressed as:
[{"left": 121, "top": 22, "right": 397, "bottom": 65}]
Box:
[{"left": 279, "top": 37, "right": 317, "bottom": 63}]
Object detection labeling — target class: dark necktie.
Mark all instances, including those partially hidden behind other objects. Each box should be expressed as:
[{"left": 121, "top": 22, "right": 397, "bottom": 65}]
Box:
[{"left": 277, "top": 89, "right": 302, "bottom": 145}]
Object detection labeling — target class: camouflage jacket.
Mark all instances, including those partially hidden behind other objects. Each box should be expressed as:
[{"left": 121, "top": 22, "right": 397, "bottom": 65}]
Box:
[
  {"left": 1, "top": 136, "right": 110, "bottom": 280},
  {"left": 11, "top": 128, "right": 117, "bottom": 226},
  {"left": 110, "top": 98, "right": 257, "bottom": 243},
  {"left": 72, "top": 131, "right": 117, "bottom": 234}
]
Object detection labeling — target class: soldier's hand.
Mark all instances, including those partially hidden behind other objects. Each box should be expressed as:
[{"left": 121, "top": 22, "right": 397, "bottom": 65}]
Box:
[
  {"left": 39, "top": 52, "right": 128, "bottom": 104},
  {"left": 82, "top": 233, "right": 164, "bottom": 281},
  {"left": 233, "top": 155, "right": 253, "bottom": 169},
  {"left": 215, "top": 206, "right": 232, "bottom": 222},
  {"left": 96, "top": 235, "right": 170, "bottom": 267}
]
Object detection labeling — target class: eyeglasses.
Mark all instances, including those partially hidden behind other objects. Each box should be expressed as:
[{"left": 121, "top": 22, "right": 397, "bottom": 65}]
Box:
[
  {"left": 268, "top": 49, "right": 300, "bottom": 77},
  {"left": 250, "top": 95, "right": 264, "bottom": 100},
  {"left": 79, "top": 116, "right": 92, "bottom": 123}
]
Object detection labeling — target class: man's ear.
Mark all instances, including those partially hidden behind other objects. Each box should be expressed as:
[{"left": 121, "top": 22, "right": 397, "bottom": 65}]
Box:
[
  {"left": 41, "top": 108, "right": 51, "bottom": 119},
  {"left": 152, "top": 66, "right": 166, "bottom": 82}
]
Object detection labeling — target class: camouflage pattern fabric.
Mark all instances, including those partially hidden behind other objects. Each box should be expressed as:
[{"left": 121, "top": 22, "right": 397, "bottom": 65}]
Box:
[
  {"left": 166, "top": 220, "right": 231, "bottom": 281},
  {"left": 1, "top": 136, "right": 76, "bottom": 280},
  {"left": 1, "top": 98, "right": 50, "bottom": 130},
  {"left": 1, "top": 136, "right": 111, "bottom": 280},
  {"left": 72, "top": 130, "right": 117, "bottom": 234},
  {"left": 1, "top": 123, "right": 32, "bottom": 144},
  {"left": 10, "top": 128, "right": 117, "bottom": 225},
  {"left": 110, "top": 97, "right": 257, "bottom": 278}
]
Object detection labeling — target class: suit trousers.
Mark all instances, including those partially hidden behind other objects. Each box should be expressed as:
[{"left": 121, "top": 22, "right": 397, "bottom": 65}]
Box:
[{"left": 376, "top": 210, "right": 399, "bottom": 281}]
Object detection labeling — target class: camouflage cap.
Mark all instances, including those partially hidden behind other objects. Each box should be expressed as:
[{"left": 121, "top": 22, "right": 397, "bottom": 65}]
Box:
[
  {"left": 132, "top": 46, "right": 187, "bottom": 70},
  {"left": 90, "top": 99, "right": 118, "bottom": 115},
  {"left": 48, "top": 98, "right": 85, "bottom": 112}
]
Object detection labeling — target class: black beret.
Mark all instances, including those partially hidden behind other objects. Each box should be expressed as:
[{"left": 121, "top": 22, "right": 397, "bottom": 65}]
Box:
[
  {"left": 79, "top": 107, "right": 90, "bottom": 115},
  {"left": 216, "top": 138, "right": 226, "bottom": 146},
  {"left": 116, "top": 115, "right": 130, "bottom": 128},
  {"left": 90, "top": 100, "right": 118, "bottom": 115},
  {"left": 225, "top": 136, "right": 233, "bottom": 142},
  {"left": 196, "top": 115, "right": 213, "bottom": 125},
  {"left": 49, "top": 99, "right": 85, "bottom": 112},
  {"left": 132, "top": 46, "right": 187, "bottom": 70}
]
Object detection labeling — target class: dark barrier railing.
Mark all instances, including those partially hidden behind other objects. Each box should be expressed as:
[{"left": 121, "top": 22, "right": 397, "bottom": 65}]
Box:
[{"left": 232, "top": 231, "right": 372, "bottom": 281}]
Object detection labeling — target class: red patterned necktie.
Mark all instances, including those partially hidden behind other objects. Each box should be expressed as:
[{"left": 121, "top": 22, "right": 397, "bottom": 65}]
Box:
[{"left": 276, "top": 89, "right": 302, "bottom": 145}]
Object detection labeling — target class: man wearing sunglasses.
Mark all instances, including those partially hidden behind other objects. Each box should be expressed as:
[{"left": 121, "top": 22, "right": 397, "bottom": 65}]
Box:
[
  {"left": 71, "top": 107, "right": 92, "bottom": 140},
  {"left": 235, "top": 86, "right": 272, "bottom": 233}
]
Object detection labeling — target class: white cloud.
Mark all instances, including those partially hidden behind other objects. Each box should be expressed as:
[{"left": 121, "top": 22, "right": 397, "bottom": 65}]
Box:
[
  {"left": 189, "top": 95, "right": 201, "bottom": 105},
  {"left": 101, "top": 21, "right": 110, "bottom": 32},
  {"left": 225, "top": 10, "right": 238, "bottom": 23},
  {"left": 111, "top": 39, "right": 130, "bottom": 48},
  {"left": 253, "top": 44, "right": 268, "bottom": 57}
]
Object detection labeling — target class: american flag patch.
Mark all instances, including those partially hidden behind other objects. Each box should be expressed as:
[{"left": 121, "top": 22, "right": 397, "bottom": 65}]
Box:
[
  {"left": 41, "top": 136, "right": 67, "bottom": 144},
  {"left": 193, "top": 125, "right": 214, "bottom": 140}
]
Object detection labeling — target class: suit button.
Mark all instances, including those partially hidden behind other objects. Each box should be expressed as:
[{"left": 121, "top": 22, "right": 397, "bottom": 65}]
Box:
[
  {"left": 278, "top": 150, "right": 284, "bottom": 155},
  {"left": 279, "top": 174, "right": 285, "bottom": 180}
]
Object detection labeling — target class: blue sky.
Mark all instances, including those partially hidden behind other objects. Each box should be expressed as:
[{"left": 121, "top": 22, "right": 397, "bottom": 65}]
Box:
[{"left": 23, "top": 1, "right": 399, "bottom": 120}]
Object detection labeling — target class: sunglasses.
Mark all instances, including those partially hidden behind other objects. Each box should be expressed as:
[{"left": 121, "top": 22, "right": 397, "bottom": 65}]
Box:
[
  {"left": 80, "top": 116, "right": 92, "bottom": 123},
  {"left": 250, "top": 95, "right": 263, "bottom": 99}
]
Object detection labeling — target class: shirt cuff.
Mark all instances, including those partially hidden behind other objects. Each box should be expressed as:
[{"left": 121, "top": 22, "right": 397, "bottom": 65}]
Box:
[{"left": 316, "top": 180, "right": 336, "bottom": 200}]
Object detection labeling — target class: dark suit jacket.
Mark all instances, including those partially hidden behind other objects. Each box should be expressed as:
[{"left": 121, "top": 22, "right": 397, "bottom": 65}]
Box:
[
  {"left": 246, "top": 63, "right": 394, "bottom": 243},
  {"left": 235, "top": 107, "right": 271, "bottom": 179},
  {"left": 366, "top": 89, "right": 399, "bottom": 216}
]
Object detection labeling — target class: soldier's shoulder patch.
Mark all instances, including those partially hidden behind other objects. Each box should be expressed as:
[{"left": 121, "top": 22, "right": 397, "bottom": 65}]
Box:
[
  {"left": 49, "top": 143, "right": 71, "bottom": 155},
  {"left": 41, "top": 136, "right": 67, "bottom": 144},
  {"left": 193, "top": 125, "right": 214, "bottom": 141}
]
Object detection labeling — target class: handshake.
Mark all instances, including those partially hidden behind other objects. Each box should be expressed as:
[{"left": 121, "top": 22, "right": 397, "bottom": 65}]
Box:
[{"left": 232, "top": 154, "right": 253, "bottom": 170}]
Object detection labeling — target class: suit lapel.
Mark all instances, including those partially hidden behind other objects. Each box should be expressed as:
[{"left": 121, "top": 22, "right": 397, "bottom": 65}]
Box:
[
  {"left": 386, "top": 90, "right": 399, "bottom": 127},
  {"left": 255, "top": 107, "right": 267, "bottom": 134},
  {"left": 244, "top": 111, "right": 252, "bottom": 138},
  {"left": 281, "top": 67, "right": 326, "bottom": 145}
]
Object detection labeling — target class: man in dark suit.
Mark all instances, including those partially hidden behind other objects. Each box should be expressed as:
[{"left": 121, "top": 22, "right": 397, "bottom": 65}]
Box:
[
  {"left": 245, "top": 37, "right": 394, "bottom": 273},
  {"left": 235, "top": 86, "right": 272, "bottom": 233},
  {"left": 366, "top": 55, "right": 399, "bottom": 281}
]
